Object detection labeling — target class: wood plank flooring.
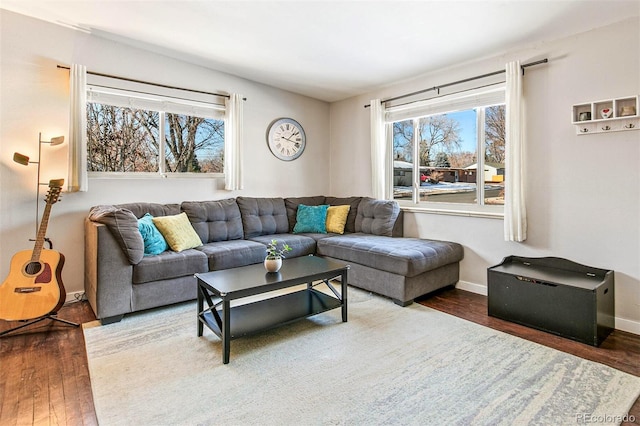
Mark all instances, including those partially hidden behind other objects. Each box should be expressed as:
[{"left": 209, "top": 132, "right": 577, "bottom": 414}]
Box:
[
  {"left": 0, "top": 301, "right": 98, "bottom": 426},
  {"left": 0, "top": 287, "right": 638, "bottom": 425}
]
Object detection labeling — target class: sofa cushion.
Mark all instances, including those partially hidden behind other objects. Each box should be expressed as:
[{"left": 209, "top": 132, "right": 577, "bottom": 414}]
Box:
[
  {"left": 181, "top": 199, "right": 244, "bottom": 243},
  {"left": 153, "top": 213, "right": 203, "bottom": 252},
  {"left": 325, "top": 205, "right": 351, "bottom": 234},
  {"left": 293, "top": 204, "right": 329, "bottom": 233},
  {"left": 132, "top": 249, "right": 208, "bottom": 284},
  {"left": 236, "top": 197, "right": 289, "bottom": 238},
  {"left": 284, "top": 196, "right": 326, "bottom": 232},
  {"left": 89, "top": 205, "right": 144, "bottom": 265},
  {"left": 196, "top": 239, "right": 269, "bottom": 270},
  {"left": 317, "top": 234, "right": 464, "bottom": 277},
  {"left": 355, "top": 198, "right": 400, "bottom": 236},
  {"left": 324, "top": 196, "right": 362, "bottom": 233},
  {"left": 138, "top": 213, "right": 168, "bottom": 255},
  {"left": 249, "top": 234, "right": 317, "bottom": 258}
]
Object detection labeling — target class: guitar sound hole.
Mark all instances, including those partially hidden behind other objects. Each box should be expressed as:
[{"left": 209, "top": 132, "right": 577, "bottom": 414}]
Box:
[{"left": 25, "top": 262, "right": 42, "bottom": 275}]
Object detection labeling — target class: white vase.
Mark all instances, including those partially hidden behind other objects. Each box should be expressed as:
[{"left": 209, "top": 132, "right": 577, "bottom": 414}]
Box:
[{"left": 264, "top": 258, "right": 282, "bottom": 273}]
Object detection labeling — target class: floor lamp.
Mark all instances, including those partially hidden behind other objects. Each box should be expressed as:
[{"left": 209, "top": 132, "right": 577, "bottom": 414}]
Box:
[{"left": 13, "top": 132, "right": 65, "bottom": 245}]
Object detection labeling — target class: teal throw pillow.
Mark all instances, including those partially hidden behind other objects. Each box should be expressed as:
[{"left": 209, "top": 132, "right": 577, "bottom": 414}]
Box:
[
  {"left": 293, "top": 204, "right": 329, "bottom": 233},
  {"left": 138, "top": 213, "right": 168, "bottom": 255}
]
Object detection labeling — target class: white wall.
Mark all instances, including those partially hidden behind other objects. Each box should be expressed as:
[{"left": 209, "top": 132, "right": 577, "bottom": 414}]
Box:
[
  {"left": 0, "top": 11, "right": 330, "bottom": 298},
  {"left": 329, "top": 18, "right": 640, "bottom": 334}
]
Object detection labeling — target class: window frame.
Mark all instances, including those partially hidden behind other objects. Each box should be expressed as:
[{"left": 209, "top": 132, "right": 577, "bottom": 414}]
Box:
[
  {"left": 86, "top": 84, "right": 226, "bottom": 179},
  {"left": 386, "top": 85, "right": 506, "bottom": 217}
]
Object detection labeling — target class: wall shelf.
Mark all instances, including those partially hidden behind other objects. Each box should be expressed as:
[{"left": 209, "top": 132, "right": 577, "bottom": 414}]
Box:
[{"left": 572, "top": 95, "right": 639, "bottom": 135}]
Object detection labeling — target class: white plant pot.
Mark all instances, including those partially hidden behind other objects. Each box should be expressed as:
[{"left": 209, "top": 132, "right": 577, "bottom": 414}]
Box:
[{"left": 264, "top": 258, "right": 282, "bottom": 273}]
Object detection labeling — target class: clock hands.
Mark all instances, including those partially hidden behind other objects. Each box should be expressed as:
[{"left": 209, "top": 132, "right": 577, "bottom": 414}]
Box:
[{"left": 279, "top": 133, "right": 301, "bottom": 148}]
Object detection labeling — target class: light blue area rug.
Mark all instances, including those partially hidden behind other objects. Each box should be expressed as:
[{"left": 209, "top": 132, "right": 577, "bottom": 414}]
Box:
[{"left": 83, "top": 289, "right": 640, "bottom": 425}]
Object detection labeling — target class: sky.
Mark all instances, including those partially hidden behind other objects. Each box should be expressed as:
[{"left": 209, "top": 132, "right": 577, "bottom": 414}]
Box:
[{"left": 445, "top": 109, "right": 477, "bottom": 153}]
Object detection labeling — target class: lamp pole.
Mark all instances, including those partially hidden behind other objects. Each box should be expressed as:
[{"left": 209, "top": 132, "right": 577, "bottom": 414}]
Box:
[
  {"left": 12, "top": 132, "right": 65, "bottom": 245},
  {"left": 35, "top": 132, "right": 44, "bottom": 238}
]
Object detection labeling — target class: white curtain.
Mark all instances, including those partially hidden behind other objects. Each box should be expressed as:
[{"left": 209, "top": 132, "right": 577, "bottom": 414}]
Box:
[
  {"left": 67, "top": 64, "right": 88, "bottom": 192},
  {"left": 370, "top": 99, "right": 389, "bottom": 199},
  {"left": 224, "top": 93, "right": 244, "bottom": 191},
  {"left": 504, "top": 61, "right": 527, "bottom": 241}
]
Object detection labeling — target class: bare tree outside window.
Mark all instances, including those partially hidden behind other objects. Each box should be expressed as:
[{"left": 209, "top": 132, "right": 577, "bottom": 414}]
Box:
[
  {"left": 485, "top": 105, "right": 506, "bottom": 164},
  {"left": 393, "top": 120, "right": 413, "bottom": 162},
  {"left": 87, "top": 103, "right": 159, "bottom": 172},
  {"left": 393, "top": 116, "right": 463, "bottom": 165},
  {"left": 86, "top": 103, "right": 224, "bottom": 174},
  {"left": 417, "top": 115, "right": 463, "bottom": 167},
  {"left": 165, "top": 114, "right": 224, "bottom": 173}
]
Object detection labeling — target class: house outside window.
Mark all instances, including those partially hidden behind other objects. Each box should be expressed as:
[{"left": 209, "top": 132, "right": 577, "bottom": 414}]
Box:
[
  {"left": 387, "top": 86, "right": 506, "bottom": 214},
  {"left": 86, "top": 86, "right": 225, "bottom": 177}
]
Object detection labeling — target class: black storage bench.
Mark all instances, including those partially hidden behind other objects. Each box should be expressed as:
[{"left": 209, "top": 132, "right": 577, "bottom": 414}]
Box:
[{"left": 487, "top": 256, "right": 614, "bottom": 346}]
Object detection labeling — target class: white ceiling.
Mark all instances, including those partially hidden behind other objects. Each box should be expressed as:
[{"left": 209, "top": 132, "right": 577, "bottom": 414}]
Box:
[{"left": 2, "top": 1, "right": 639, "bottom": 102}]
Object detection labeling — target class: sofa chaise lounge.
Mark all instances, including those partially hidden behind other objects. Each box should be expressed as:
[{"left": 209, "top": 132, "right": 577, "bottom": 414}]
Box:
[{"left": 85, "top": 196, "right": 464, "bottom": 324}]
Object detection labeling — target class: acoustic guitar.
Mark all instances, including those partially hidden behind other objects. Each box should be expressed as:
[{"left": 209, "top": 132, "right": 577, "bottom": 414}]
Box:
[{"left": 0, "top": 179, "right": 66, "bottom": 321}]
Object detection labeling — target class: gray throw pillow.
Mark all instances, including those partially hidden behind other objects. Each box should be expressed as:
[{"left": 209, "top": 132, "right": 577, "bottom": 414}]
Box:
[
  {"left": 355, "top": 198, "right": 401, "bottom": 236},
  {"left": 89, "top": 205, "right": 144, "bottom": 264}
]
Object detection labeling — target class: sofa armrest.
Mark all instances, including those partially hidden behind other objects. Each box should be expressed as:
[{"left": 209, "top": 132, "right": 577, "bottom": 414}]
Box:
[{"left": 84, "top": 218, "right": 134, "bottom": 320}]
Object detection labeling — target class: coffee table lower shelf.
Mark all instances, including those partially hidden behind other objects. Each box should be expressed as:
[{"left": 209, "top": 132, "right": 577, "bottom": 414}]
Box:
[{"left": 198, "top": 288, "right": 342, "bottom": 343}]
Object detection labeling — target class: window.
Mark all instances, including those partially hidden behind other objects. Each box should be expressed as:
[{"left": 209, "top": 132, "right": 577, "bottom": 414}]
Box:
[
  {"left": 164, "top": 113, "right": 224, "bottom": 173},
  {"left": 86, "top": 86, "right": 225, "bottom": 176},
  {"left": 387, "top": 87, "right": 505, "bottom": 212}
]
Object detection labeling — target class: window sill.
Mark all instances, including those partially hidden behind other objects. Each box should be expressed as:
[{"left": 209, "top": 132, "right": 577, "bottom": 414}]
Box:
[
  {"left": 400, "top": 204, "right": 504, "bottom": 219},
  {"left": 89, "top": 172, "right": 224, "bottom": 179}
]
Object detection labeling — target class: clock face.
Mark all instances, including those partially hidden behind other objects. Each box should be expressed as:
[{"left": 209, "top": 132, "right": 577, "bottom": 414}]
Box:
[{"left": 267, "top": 118, "right": 306, "bottom": 161}]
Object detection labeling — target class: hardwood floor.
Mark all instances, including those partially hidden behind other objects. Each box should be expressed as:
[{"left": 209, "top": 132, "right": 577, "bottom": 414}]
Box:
[
  {"left": 0, "top": 302, "right": 97, "bottom": 426},
  {"left": 0, "top": 287, "right": 638, "bottom": 425}
]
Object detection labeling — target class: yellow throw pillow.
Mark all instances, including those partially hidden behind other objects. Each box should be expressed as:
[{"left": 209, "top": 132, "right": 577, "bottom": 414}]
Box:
[
  {"left": 152, "top": 212, "right": 202, "bottom": 252},
  {"left": 325, "top": 205, "right": 350, "bottom": 234}
]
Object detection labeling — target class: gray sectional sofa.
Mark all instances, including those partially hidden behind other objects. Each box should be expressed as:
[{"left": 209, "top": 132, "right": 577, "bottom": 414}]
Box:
[{"left": 84, "top": 196, "right": 464, "bottom": 324}]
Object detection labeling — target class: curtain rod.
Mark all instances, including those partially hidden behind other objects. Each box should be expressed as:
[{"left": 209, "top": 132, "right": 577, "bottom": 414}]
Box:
[
  {"left": 57, "top": 65, "right": 247, "bottom": 101},
  {"left": 364, "top": 58, "right": 547, "bottom": 108}
]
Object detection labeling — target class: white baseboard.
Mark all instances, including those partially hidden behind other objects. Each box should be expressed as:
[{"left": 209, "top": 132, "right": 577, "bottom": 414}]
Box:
[
  {"left": 615, "top": 317, "right": 640, "bottom": 336},
  {"left": 65, "top": 291, "right": 86, "bottom": 304},
  {"left": 455, "top": 280, "right": 487, "bottom": 296},
  {"left": 454, "top": 281, "right": 639, "bottom": 336}
]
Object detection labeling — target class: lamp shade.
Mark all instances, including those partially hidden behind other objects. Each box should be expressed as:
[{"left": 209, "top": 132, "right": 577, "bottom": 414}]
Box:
[
  {"left": 49, "top": 136, "right": 65, "bottom": 146},
  {"left": 13, "top": 152, "right": 30, "bottom": 166}
]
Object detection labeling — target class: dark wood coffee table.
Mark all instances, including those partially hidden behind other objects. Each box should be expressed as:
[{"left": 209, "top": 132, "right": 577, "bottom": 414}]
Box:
[{"left": 196, "top": 255, "right": 349, "bottom": 364}]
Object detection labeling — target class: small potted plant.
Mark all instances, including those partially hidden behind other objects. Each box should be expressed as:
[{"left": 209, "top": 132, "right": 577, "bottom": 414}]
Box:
[{"left": 264, "top": 239, "right": 292, "bottom": 272}]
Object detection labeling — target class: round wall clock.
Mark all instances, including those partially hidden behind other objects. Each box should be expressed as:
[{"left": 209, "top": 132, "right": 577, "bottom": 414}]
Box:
[{"left": 266, "top": 118, "right": 306, "bottom": 161}]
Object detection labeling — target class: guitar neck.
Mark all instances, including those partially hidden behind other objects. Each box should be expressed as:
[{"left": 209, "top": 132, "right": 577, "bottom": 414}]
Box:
[
  {"left": 29, "top": 179, "right": 63, "bottom": 264},
  {"left": 30, "top": 202, "right": 53, "bottom": 263}
]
